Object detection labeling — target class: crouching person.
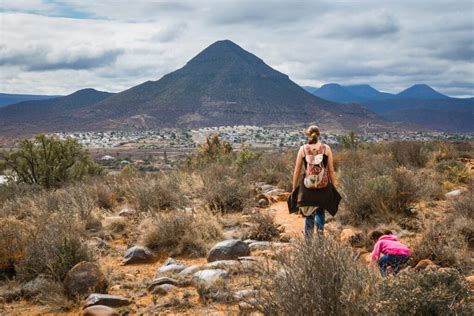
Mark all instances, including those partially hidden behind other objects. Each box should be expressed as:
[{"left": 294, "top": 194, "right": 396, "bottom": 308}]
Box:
[{"left": 368, "top": 229, "right": 411, "bottom": 277}]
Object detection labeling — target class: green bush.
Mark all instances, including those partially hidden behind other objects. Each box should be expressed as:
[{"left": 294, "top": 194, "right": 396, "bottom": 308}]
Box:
[{"left": 2, "top": 134, "right": 104, "bottom": 189}]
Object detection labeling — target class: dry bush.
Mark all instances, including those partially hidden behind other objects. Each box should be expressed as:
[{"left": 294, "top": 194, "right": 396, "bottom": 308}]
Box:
[
  {"left": 250, "top": 236, "right": 378, "bottom": 315},
  {"left": 199, "top": 163, "right": 252, "bottom": 213},
  {"left": 376, "top": 268, "right": 472, "bottom": 315},
  {"left": 126, "top": 173, "right": 187, "bottom": 213},
  {"left": 243, "top": 211, "right": 284, "bottom": 241},
  {"left": 411, "top": 216, "right": 472, "bottom": 273},
  {"left": 436, "top": 159, "right": 469, "bottom": 184},
  {"left": 16, "top": 213, "right": 92, "bottom": 281},
  {"left": 141, "top": 210, "right": 222, "bottom": 257},
  {"left": 244, "top": 151, "right": 294, "bottom": 191},
  {"left": 386, "top": 141, "right": 433, "bottom": 168},
  {"left": 0, "top": 217, "right": 28, "bottom": 274},
  {"left": 339, "top": 150, "right": 440, "bottom": 225},
  {"left": 451, "top": 190, "right": 474, "bottom": 219},
  {"left": 95, "top": 184, "right": 116, "bottom": 210}
]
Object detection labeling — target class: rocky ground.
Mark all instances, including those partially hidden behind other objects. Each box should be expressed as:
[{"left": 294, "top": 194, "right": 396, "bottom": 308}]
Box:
[{"left": 1, "top": 181, "right": 473, "bottom": 315}]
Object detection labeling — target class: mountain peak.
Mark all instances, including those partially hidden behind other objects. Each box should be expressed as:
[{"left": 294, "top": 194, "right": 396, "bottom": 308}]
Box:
[{"left": 398, "top": 84, "right": 449, "bottom": 99}]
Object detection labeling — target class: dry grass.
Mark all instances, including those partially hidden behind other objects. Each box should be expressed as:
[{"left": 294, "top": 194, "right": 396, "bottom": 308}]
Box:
[
  {"left": 243, "top": 211, "right": 284, "bottom": 241},
  {"left": 250, "top": 236, "right": 378, "bottom": 315},
  {"left": 140, "top": 209, "right": 223, "bottom": 257}
]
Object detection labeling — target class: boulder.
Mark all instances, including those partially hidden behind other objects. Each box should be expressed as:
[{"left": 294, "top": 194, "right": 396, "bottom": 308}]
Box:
[
  {"left": 207, "top": 240, "right": 250, "bottom": 262},
  {"left": 205, "top": 260, "right": 241, "bottom": 270},
  {"left": 84, "top": 294, "right": 131, "bottom": 308},
  {"left": 64, "top": 262, "right": 107, "bottom": 297},
  {"left": 151, "top": 284, "right": 179, "bottom": 296},
  {"left": 82, "top": 305, "right": 118, "bottom": 316},
  {"left": 156, "top": 258, "right": 186, "bottom": 274},
  {"left": 147, "top": 277, "right": 179, "bottom": 291},
  {"left": 191, "top": 269, "right": 228, "bottom": 288},
  {"left": 179, "top": 264, "right": 204, "bottom": 276},
  {"left": 414, "top": 259, "right": 438, "bottom": 271},
  {"left": 121, "top": 246, "right": 155, "bottom": 265},
  {"left": 340, "top": 228, "right": 364, "bottom": 246}
]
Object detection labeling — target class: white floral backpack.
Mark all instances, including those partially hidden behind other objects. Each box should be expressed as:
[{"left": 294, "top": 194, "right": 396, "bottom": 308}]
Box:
[{"left": 303, "top": 144, "right": 329, "bottom": 189}]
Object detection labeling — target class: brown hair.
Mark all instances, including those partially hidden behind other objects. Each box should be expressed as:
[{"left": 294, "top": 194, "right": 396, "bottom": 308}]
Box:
[
  {"left": 368, "top": 229, "right": 393, "bottom": 242},
  {"left": 306, "top": 125, "right": 320, "bottom": 144}
]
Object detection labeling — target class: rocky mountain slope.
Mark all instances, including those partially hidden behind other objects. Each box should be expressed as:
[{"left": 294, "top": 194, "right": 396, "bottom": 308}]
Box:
[{"left": 0, "top": 40, "right": 389, "bottom": 136}]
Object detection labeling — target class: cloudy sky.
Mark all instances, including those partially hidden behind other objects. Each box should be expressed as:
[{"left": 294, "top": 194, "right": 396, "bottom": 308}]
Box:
[{"left": 1, "top": 0, "right": 473, "bottom": 97}]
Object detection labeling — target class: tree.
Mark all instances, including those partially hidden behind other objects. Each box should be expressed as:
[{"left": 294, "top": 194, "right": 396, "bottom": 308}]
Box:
[
  {"left": 340, "top": 131, "right": 360, "bottom": 150},
  {"left": 2, "top": 134, "right": 104, "bottom": 188}
]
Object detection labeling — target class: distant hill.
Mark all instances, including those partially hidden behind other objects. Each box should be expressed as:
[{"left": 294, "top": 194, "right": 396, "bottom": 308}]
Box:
[
  {"left": 397, "top": 84, "right": 450, "bottom": 100},
  {"left": 304, "top": 84, "right": 474, "bottom": 132},
  {"left": 344, "top": 84, "right": 395, "bottom": 100},
  {"left": 0, "top": 93, "right": 60, "bottom": 107},
  {"left": 0, "top": 40, "right": 388, "bottom": 136},
  {"left": 307, "top": 83, "right": 366, "bottom": 103},
  {"left": 0, "top": 89, "right": 114, "bottom": 135}
]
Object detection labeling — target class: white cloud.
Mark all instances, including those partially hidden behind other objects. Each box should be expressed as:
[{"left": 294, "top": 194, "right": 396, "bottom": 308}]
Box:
[{"left": 0, "top": 0, "right": 472, "bottom": 97}]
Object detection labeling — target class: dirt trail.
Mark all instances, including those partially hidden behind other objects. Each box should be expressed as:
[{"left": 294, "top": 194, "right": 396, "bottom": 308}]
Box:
[{"left": 270, "top": 201, "right": 305, "bottom": 238}]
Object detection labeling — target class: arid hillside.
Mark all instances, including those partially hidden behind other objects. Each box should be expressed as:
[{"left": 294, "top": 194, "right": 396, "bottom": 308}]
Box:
[{"left": 0, "top": 136, "right": 473, "bottom": 315}]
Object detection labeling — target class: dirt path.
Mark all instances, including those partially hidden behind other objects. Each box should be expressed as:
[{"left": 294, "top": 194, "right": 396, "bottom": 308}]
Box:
[{"left": 270, "top": 201, "right": 305, "bottom": 238}]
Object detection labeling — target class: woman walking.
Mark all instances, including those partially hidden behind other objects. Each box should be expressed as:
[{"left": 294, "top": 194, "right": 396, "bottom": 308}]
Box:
[{"left": 292, "top": 125, "right": 339, "bottom": 236}]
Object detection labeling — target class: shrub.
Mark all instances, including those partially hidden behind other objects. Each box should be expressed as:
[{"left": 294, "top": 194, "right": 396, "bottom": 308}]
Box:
[
  {"left": 387, "top": 141, "right": 432, "bottom": 168},
  {"left": 450, "top": 190, "right": 474, "bottom": 219},
  {"left": 141, "top": 210, "right": 222, "bottom": 257},
  {"left": 243, "top": 211, "right": 284, "bottom": 241},
  {"left": 435, "top": 159, "right": 469, "bottom": 184},
  {"left": 16, "top": 217, "right": 91, "bottom": 281},
  {"left": 376, "top": 268, "right": 472, "bottom": 315},
  {"left": 244, "top": 151, "right": 294, "bottom": 191},
  {"left": 250, "top": 236, "right": 378, "bottom": 315},
  {"left": 1, "top": 134, "right": 104, "bottom": 189},
  {"left": 127, "top": 173, "right": 186, "bottom": 213},
  {"left": 338, "top": 150, "right": 440, "bottom": 225},
  {"left": 411, "top": 217, "right": 472, "bottom": 272},
  {"left": 199, "top": 163, "right": 252, "bottom": 213}
]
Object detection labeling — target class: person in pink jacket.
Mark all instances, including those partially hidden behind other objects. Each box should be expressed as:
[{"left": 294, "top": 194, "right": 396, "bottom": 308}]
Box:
[{"left": 369, "top": 229, "right": 411, "bottom": 277}]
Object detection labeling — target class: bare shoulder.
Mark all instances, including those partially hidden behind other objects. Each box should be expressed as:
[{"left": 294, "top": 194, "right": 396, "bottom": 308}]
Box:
[{"left": 324, "top": 143, "right": 332, "bottom": 153}]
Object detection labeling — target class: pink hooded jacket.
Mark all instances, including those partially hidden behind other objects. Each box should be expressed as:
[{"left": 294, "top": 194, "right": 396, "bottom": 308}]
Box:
[{"left": 370, "top": 235, "right": 411, "bottom": 262}]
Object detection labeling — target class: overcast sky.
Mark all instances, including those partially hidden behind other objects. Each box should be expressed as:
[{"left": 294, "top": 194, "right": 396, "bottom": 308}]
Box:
[{"left": 1, "top": 0, "right": 473, "bottom": 97}]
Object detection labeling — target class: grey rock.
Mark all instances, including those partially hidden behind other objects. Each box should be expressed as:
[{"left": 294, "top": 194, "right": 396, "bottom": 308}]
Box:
[
  {"left": 151, "top": 284, "right": 178, "bottom": 296},
  {"left": 446, "top": 189, "right": 463, "bottom": 197},
  {"left": 148, "top": 277, "right": 179, "bottom": 291},
  {"left": 157, "top": 263, "right": 187, "bottom": 274},
  {"left": 121, "top": 246, "right": 155, "bottom": 265},
  {"left": 205, "top": 260, "right": 241, "bottom": 270},
  {"left": 207, "top": 239, "right": 250, "bottom": 262},
  {"left": 260, "top": 184, "right": 274, "bottom": 193},
  {"left": 179, "top": 264, "right": 204, "bottom": 276},
  {"left": 191, "top": 269, "right": 228, "bottom": 288},
  {"left": 243, "top": 239, "right": 259, "bottom": 245},
  {"left": 248, "top": 241, "right": 272, "bottom": 251},
  {"left": 233, "top": 289, "right": 258, "bottom": 301},
  {"left": 84, "top": 294, "right": 131, "bottom": 308},
  {"left": 82, "top": 305, "right": 118, "bottom": 316}
]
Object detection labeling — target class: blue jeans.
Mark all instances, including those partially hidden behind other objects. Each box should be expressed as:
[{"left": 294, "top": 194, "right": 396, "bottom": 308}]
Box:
[
  {"left": 378, "top": 254, "right": 409, "bottom": 277},
  {"left": 304, "top": 207, "right": 325, "bottom": 236}
]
